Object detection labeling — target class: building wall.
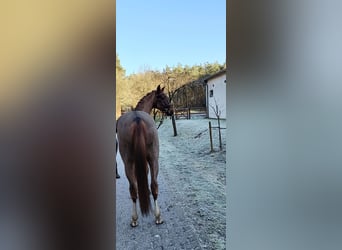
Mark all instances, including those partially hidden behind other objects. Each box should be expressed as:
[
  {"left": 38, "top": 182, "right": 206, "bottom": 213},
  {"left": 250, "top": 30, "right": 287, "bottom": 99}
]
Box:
[{"left": 207, "top": 74, "right": 226, "bottom": 119}]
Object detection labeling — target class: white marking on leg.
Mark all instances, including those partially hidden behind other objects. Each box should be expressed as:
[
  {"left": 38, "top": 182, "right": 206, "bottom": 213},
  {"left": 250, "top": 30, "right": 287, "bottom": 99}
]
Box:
[
  {"left": 131, "top": 202, "right": 138, "bottom": 227},
  {"left": 154, "top": 200, "right": 160, "bottom": 217},
  {"left": 154, "top": 200, "right": 163, "bottom": 224}
]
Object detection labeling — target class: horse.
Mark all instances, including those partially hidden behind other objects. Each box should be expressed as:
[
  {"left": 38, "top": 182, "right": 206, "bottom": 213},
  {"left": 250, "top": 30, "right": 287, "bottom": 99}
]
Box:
[{"left": 116, "top": 85, "right": 173, "bottom": 227}]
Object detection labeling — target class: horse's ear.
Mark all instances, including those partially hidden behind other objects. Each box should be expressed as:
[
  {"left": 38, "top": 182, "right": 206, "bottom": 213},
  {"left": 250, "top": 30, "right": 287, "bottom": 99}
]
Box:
[
  {"left": 161, "top": 87, "right": 165, "bottom": 92},
  {"left": 156, "top": 85, "right": 161, "bottom": 92}
]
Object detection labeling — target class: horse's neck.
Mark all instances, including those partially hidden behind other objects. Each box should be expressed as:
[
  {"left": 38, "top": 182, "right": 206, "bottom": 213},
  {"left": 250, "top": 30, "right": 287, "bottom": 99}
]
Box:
[{"left": 135, "top": 92, "right": 155, "bottom": 113}]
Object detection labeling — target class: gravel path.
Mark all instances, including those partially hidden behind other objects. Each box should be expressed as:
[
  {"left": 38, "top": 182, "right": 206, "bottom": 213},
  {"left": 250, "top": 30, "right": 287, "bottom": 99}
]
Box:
[{"left": 116, "top": 118, "right": 226, "bottom": 250}]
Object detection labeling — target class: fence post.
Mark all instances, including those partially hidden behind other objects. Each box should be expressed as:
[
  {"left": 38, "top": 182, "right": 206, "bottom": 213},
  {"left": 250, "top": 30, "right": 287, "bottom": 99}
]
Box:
[
  {"left": 218, "top": 117, "right": 222, "bottom": 150},
  {"left": 209, "top": 121, "right": 214, "bottom": 152},
  {"left": 171, "top": 114, "right": 177, "bottom": 136},
  {"left": 188, "top": 107, "right": 191, "bottom": 119}
]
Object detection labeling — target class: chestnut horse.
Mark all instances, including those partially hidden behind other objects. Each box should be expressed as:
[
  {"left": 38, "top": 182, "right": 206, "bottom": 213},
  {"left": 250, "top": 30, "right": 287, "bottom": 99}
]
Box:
[{"left": 116, "top": 85, "right": 172, "bottom": 227}]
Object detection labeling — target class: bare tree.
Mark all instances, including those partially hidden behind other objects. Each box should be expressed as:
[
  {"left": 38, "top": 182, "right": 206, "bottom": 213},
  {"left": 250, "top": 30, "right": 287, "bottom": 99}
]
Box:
[{"left": 209, "top": 97, "right": 223, "bottom": 150}]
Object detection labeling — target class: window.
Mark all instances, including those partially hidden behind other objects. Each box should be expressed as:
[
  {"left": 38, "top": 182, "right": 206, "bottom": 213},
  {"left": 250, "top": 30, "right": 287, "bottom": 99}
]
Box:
[{"left": 209, "top": 90, "right": 213, "bottom": 97}]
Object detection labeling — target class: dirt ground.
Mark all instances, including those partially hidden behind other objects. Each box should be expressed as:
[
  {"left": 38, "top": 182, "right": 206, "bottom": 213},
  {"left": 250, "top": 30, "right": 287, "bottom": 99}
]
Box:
[{"left": 116, "top": 117, "right": 226, "bottom": 249}]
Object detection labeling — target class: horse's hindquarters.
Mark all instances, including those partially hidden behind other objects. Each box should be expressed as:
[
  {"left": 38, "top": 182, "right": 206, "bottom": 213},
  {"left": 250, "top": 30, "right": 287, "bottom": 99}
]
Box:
[{"left": 116, "top": 111, "right": 162, "bottom": 225}]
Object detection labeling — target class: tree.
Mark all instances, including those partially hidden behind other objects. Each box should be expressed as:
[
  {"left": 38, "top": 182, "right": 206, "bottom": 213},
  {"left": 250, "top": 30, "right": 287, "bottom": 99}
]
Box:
[
  {"left": 210, "top": 97, "right": 224, "bottom": 150},
  {"left": 116, "top": 54, "right": 126, "bottom": 117},
  {"left": 115, "top": 57, "right": 226, "bottom": 127}
]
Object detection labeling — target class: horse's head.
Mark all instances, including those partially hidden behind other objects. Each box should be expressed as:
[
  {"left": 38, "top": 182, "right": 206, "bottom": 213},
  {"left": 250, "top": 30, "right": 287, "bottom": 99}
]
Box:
[{"left": 154, "top": 85, "right": 173, "bottom": 116}]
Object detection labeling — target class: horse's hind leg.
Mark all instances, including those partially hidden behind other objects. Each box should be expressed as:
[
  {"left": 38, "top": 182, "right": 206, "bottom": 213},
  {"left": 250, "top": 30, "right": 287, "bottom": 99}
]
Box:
[
  {"left": 129, "top": 182, "right": 139, "bottom": 227},
  {"left": 148, "top": 158, "right": 163, "bottom": 225},
  {"left": 151, "top": 182, "right": 163, "bottom": 225}
]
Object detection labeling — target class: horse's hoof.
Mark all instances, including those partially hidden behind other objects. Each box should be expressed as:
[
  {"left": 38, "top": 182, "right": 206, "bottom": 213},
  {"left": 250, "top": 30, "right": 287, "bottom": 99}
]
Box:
[
  {"left": 130, "top": 221, "right": 138, "bottom": 227},
  {"left": 155, "top": 218, "right": 164, "bottom": 225}
]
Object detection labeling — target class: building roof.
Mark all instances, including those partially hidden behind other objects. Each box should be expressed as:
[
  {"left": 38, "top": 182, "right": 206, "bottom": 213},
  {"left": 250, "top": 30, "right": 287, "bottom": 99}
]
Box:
[{"left": 204, "top": 68, "right": 227, "bottom": 83}]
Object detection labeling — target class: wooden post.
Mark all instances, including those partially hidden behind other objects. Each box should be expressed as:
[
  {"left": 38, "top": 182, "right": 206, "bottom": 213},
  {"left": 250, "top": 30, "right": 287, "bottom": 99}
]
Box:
[
  {"left": 209, "top": 121, "right": 214, "bottom": 152},
  {"left": 218, "top": 117, "right": 222, "bottom": 150},
  {"left": 171, "top": 114, "right": 177, "bottom": 136},
  {"left": 188, "top": 107, "right": 191, "bottom": 120}
]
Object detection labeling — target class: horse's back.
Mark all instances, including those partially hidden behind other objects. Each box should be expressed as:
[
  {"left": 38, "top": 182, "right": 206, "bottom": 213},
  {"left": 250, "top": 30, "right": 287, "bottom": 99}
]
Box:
[
  {"left": 117, "top": 111, "right": 158, "bottom": 158},
  {"left": 118, "top": 111, "right": 155, "bottom": 128},
  {"left": 117, "top": 111, "right": 157, "bottom": 137}
]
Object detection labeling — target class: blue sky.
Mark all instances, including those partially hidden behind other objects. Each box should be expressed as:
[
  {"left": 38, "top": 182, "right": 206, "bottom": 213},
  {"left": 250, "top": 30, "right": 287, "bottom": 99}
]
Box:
[{"left": 116, "top": 0, "right": 226, "bottom": 75}]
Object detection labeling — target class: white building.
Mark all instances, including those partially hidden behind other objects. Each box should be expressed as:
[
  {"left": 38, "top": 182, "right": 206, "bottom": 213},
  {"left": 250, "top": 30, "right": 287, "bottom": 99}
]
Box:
[{"left": 204, "top": 69, "right": 226, "bottom": 119}]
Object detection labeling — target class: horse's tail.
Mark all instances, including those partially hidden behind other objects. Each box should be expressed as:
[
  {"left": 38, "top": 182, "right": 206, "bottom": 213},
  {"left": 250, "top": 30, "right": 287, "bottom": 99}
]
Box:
[{"left": 131, "top": 117, "right": 151, "bottom": 216}]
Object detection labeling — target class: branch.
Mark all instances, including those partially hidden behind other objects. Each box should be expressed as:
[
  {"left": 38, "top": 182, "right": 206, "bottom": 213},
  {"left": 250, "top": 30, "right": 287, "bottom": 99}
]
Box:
[{"left": 209, "top": 97, "right": 222, "bottom": 118}]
